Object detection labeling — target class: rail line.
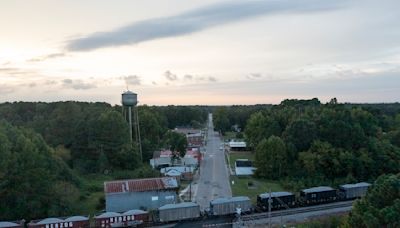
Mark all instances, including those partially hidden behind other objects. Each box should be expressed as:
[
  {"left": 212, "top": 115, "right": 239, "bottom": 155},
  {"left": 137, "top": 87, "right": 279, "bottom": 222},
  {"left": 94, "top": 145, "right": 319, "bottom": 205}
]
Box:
[
  {"left": 201, "top": 201, "right": 354, "bottom": 227},
  {"left": 241, "top": 200, "right": 354, "bottom": 221}
]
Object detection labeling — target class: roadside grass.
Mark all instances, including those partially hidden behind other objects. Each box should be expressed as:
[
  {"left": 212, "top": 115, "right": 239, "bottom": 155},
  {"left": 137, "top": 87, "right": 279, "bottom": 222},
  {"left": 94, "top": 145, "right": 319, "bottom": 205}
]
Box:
[{"left": 230, "top": 176, "right": 284, "bottom": 203}]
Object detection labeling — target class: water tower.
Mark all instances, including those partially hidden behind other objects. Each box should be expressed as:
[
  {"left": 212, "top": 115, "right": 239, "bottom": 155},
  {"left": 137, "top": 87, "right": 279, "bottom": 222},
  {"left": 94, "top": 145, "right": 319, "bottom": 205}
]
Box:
[{"left": 122, "top": 91, "right": 143, "bottom": 161}]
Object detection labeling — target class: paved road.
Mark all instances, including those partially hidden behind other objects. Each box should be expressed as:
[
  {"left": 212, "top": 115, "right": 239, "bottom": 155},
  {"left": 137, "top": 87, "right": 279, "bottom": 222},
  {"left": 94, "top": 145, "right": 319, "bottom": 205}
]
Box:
[{"left": 195, "top": 113, "right": 232, "bottom": 210}]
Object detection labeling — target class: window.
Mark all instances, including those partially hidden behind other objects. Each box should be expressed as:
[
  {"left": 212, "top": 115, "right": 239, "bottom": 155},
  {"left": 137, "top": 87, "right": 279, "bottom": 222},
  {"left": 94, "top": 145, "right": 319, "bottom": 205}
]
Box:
[{"left": 152, "top": 196, "right": 159, "bottom": 201}]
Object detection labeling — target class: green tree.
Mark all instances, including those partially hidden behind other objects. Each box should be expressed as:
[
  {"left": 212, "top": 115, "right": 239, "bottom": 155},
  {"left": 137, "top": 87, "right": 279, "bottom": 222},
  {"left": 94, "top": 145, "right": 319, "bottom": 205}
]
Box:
[
  {"left": 254, "top": 136, "right": 287, "bottom": 179},
  {"left": 163, "top": 131, "right": 188, "bottom": 158},
  {"left": 347, "top": 173, "right": 400, "bottom": 228},
  {"left": 214, "top": 107, "right": 230, "bottom": 133}
]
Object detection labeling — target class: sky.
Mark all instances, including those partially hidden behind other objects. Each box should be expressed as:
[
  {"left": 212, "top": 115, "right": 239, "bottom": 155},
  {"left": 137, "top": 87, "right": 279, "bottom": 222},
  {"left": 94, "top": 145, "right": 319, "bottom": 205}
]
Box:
[{"left": 0, "top": 0, "right": 399, "bottom": 105}]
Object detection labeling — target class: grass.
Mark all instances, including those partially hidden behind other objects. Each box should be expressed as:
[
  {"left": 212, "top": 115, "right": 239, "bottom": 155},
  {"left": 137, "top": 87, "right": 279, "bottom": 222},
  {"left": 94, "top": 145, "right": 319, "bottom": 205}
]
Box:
[
  {"left": 223, "top": 131, "right": 238, "bottom": 141},
  {"left": 79, "top": 173, "right": 114, "bottom": 215},
  {"left": 230, "top": 176, "right": 284, "bottom": 203},
  {"left": 228, "top": 152, "right": 255, "bottom": 168}
]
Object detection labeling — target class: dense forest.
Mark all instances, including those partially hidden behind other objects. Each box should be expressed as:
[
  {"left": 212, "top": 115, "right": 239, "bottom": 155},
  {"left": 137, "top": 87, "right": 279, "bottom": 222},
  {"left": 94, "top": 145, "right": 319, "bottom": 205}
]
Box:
[
  {"left": 1, "top": 99, "right": 399, "bottom": 222},
  {"left": 0, "top": 102, "right": 207, "bottom": 220},
  {"left": 214, "top": 98, "right": 400, "bottom": 188}
]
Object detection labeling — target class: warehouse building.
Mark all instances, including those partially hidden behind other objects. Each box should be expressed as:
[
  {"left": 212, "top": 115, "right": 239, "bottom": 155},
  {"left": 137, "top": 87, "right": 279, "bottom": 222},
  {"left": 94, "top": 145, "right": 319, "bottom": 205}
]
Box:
[{"left": 104, "top": 177, "right": 179, "bottom": 212}]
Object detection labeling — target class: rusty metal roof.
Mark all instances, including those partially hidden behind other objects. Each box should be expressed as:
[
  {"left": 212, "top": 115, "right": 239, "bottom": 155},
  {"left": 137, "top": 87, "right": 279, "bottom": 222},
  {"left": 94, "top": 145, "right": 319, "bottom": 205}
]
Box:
[{"left": 104, "top": 177, "right": 178, "bottom": 194}]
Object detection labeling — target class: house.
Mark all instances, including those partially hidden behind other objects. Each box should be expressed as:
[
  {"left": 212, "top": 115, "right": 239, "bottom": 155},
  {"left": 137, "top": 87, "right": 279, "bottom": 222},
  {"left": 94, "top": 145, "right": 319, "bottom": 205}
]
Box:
[
  {"left": 235, "top": 159, "right": 256, "bottom": 176},
  {"left": 149, "top": 150, "right": 174, "bottom": 169},
  {"left": 229, "top": 141, "right": 247, "bottom": 151},
  {"left": 174, "top": 127, "right": 205, "bottom": 148},
  {"left": 160, "top": 166, "right": 194, "bottom": 180},
  {"left": 104, "top": 177, "right": 179, "bottom": 212}
]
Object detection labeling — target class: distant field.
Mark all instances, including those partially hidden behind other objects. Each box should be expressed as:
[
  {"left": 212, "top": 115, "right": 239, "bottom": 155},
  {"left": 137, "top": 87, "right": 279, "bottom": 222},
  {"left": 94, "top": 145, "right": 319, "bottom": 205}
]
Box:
[{"left": 230, "top": 176, "right": 284, "bottom": 203}]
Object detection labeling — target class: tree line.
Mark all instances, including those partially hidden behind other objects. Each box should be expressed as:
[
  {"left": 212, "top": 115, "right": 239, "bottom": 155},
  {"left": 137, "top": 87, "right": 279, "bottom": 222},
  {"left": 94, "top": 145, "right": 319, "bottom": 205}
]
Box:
[
  {"left": 214, "top": 99, "right": 400, "bottom": 187},
  {"left": 0, "top": 101, "right": 207, "bottom": 220}
]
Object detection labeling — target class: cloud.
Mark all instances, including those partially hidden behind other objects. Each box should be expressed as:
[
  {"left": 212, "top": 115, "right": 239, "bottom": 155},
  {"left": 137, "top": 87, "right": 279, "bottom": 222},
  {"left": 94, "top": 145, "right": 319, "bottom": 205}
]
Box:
[
  {"left": 164, "top": 70, "right": 178, "bottom": 81},
  {"left": 122, "top": 75, "right": 141, "bottom": 86},
  {"left": 246, "top": 73, "right": 262, "bottom": 80},
  {"left": 184, "top": 74, "right": 193, "bottom": 80},
  {"left": 66, "top": 0, "right": 342, "bottom": 51},
  {"left": 28, "top": 52, "right": 66, "bottom": 62},
  {"left": 0, "top": 67, "right": 37, "bottom": 76},
  {"left": 208, "top": 76, "right": 217, "bottom": 82},
  {"left": 62, "top": 79, "right": 96, "bottom": 90},
  {"left": 0, "top": 84, "right": 15, "bottom": 94}
]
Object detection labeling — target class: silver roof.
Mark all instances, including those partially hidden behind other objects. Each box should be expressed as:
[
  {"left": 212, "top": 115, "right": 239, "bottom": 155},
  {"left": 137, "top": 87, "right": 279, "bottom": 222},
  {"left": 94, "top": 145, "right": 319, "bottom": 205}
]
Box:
[
  {"left": 211, "top": 196, "right": 250, "bottom": 205},
  {"left": 340, "top": 182, "right": 371, "bottom": 189},
  {"left": 37, "top": 218, "right": 64, "bottom": 224},
  {"left": 159, "top": 202, "right": 199, "bottom": 210},
  {"left": 122, "top": 210, "right": 147, "bottom": 215},
  {"left": 259, "top": 191, "right": 294, "bottom": 198},
  {"left": 96, "top": 212, "right": 121, "bottom": 218},
  {"left": 302, "top": 186, "right": 334, "bottom": 193},
  {"left": 0, "top": 222, "right": 20, "bottom": 227},
  {"left": 65, "top": 216, "right": 88, "bottom": 222}
]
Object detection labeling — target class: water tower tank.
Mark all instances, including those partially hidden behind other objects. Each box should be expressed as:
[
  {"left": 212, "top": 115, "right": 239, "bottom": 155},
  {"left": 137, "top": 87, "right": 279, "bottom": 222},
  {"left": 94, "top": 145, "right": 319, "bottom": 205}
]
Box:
[{"left": 122, "top": 91, "right": 138, "bottom": 106}]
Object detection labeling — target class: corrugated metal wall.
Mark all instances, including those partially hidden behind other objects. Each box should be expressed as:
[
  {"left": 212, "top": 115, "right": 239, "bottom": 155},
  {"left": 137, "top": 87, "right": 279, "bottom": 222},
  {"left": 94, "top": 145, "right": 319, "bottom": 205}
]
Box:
[{"left": 106, "top": 191, "right": 177, "bottom": 212}]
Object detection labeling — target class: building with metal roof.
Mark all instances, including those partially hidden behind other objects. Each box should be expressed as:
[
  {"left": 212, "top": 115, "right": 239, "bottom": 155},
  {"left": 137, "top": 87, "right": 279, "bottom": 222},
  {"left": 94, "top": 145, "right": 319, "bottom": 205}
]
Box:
[{"left": 105, "top": 177, "right": 179, "bottom": 212}]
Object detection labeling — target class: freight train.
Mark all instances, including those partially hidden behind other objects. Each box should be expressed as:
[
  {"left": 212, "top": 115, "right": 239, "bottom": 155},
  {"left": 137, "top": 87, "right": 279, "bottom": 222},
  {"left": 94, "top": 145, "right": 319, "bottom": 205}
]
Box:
[{"left": 0, "top": 182, "right": 370, "bottom": 228}]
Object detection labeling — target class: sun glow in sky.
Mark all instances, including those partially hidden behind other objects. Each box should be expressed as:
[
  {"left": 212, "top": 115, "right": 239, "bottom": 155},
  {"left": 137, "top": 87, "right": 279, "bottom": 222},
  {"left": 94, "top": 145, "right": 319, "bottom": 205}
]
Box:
[{"left": 1, "top": 0, "right": 399, "bottom": 105}]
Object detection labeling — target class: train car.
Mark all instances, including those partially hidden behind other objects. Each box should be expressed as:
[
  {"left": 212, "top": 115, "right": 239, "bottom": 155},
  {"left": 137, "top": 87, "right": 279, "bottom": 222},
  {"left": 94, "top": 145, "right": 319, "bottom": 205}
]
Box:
[
  {"left": 28, "top": 218, "right": 66, "bottom": 228},
  {"left": 121, "top": 209, "right": 149, "bottom": 227},
  {"left": 63, "top": 216, "right": 89, "bottom": 228},
  {"left": 0, "top": 221, "right": 24, "bottom": 228},
  {"left": 339, "top": 182, "right": 371, "bottom": 200},
  {"left": 94, "top": 212, "right": 123, "bottom": 228},
  {"left": 257, "top": 191, "right": 296, "bottom": 211},
  {"left": 158, "top": 202, "right": 201, "bottom": 222},
  {"left": 300, "top": 186, "right": 337, "bottom": 205},
  {"left": 209, "top": 196, "right": 252, "bottom": 216}
]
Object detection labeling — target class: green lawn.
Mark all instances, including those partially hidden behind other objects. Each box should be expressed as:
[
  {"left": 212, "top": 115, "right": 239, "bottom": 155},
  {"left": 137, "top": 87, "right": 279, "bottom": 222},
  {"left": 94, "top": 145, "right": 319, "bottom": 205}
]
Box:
[
  {"left": 230, "top": 176, "right": 284, "bottom": 203},
  {"left": 228, "top": 152, "right": 254, "bottom": 168}
]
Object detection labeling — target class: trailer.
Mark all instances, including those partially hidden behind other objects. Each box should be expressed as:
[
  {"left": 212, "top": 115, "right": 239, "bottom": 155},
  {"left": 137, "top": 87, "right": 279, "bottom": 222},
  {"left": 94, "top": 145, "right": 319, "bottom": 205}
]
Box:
[
  {"left": 339, "top": 182, "right": 371, "bottom": 200},
  {"left": 209, "top": 196, "right": 252, "bottom": 216},
  {"left": 257, "top": 191, "right": 296, "bottom": 210},
  {"left": 158, "top": 202, "right": 200, "bottom": 222},
  {"left": 300, "top": 186, "right": 337, "bottom": 205}
]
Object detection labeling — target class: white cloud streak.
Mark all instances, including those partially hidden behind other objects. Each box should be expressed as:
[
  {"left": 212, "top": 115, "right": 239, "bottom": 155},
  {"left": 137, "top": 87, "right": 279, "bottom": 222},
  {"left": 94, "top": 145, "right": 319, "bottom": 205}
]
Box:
[{"left": 66, "top": 0, "right": 343, "bottom": 51}]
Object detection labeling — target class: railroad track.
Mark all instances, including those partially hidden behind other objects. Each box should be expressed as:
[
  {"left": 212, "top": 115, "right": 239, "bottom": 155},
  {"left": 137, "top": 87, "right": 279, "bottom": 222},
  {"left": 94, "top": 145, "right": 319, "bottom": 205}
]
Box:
[{"left": 241, "top": 201, "right": 354, "bottom": 221}]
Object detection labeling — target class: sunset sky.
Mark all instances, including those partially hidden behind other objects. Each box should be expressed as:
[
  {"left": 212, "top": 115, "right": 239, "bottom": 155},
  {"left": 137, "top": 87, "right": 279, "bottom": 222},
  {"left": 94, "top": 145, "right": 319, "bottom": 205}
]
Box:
[{"left": 1, "top": 0, "right": 399, "bottom": 105}]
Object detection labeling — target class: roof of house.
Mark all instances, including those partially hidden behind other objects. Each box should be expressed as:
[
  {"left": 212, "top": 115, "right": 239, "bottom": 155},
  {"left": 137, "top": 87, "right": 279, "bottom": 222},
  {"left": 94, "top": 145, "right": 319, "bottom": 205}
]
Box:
[
  {"left": 340, "top": 182, "right": 371, "bottom": 189},
  {"left": 302, "top": 186, "right": 335, "bottom": 193},
  {"left": 104, "top": 177, "right": 178, "bottom": 194},
  {"left": 229, "top": 141, "right": 247, "bottom": 148},
  {"left": 259, "top": 192, "right": 294, "bottom": 199},
  {"left": 235, "top": 167, "right": 256, "bottom": 176},
  {"left": 159, "top": 202, "right": 199, "bottom": 210},
  {"left": 161, "top": 166, "right": 193, "bottom": 174}
]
